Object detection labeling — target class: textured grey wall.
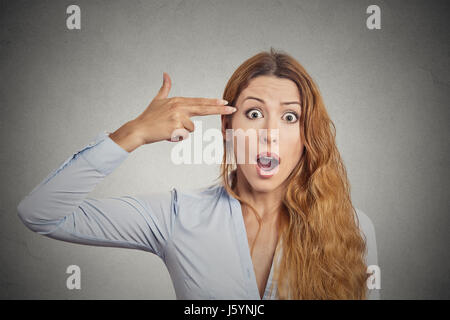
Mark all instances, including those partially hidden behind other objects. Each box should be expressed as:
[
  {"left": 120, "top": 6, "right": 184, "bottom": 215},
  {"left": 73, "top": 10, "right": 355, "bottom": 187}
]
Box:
[{"left": 1, "top": 0, "right": 448, "bottom": 299}]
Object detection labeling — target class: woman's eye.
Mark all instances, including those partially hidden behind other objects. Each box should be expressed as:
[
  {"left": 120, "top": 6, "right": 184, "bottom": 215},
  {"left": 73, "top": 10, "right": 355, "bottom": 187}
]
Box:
[
  {"left": 245, "top": 109, "right": 263, "bottom": 119},
  {"left": 282, "top": 112, "right": 298, "bottom": 123}
]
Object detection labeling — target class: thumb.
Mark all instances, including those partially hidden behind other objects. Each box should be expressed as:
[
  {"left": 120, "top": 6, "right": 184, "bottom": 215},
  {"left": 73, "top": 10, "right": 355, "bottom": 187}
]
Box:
[{"left": 155, "top": 72, "right": 171, "bottom": 100}]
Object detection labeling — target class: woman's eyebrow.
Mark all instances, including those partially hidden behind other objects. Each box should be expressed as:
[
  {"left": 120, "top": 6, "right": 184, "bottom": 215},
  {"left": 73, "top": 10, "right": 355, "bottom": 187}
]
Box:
[{"left": 243, "top": 96, "right": 300, "bottom": 105}]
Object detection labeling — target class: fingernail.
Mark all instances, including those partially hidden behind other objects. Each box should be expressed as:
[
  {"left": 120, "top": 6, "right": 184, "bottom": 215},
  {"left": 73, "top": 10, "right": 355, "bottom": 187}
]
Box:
[
  {"left": 221, "top": 99, "right": 229, "bottom": 105},
  {"left": 226, "top": 106, "right": 237, "bottom": 112}
]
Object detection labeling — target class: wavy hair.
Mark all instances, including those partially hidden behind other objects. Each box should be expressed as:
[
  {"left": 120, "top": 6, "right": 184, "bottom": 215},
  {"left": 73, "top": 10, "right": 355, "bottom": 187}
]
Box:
[{"left": 214, "top": 48, "right": 368, "bottom": 299}]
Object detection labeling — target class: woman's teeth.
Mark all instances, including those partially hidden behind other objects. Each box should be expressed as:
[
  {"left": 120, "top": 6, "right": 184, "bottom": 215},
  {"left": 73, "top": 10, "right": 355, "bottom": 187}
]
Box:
[{"left": 257, "top": 156, "right": 279, "bottom": 170}]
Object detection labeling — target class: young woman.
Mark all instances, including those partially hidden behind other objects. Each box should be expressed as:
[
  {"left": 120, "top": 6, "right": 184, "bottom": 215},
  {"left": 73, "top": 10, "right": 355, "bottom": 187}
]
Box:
[{"left": 17, "top": 48, "right": 379, "bottom": 300}]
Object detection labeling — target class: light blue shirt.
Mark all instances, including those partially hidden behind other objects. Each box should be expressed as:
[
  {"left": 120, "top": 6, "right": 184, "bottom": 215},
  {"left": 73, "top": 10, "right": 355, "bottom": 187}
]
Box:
[{"left": 17, "top": 131, "right": 380, "bottom": 300}]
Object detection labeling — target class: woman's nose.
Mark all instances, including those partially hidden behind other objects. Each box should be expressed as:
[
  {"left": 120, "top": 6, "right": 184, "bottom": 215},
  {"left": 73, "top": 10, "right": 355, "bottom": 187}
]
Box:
[
  {"left": 260, "top": 130, "right": 278, "bottom": 144},
  {"left": 259, "top": 119, "right": 279, "bottom": 145}
]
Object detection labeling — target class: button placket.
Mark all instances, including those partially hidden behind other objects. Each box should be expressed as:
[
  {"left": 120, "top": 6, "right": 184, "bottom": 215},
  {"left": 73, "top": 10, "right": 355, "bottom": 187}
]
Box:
[{"left": 229, "top": 196, "right": 261, "bottom": 299}]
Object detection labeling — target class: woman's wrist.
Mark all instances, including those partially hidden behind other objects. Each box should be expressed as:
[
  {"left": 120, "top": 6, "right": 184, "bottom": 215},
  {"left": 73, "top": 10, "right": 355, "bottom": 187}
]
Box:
[{"left": 109, "top": 120, "right": 145, "bottom": 153}]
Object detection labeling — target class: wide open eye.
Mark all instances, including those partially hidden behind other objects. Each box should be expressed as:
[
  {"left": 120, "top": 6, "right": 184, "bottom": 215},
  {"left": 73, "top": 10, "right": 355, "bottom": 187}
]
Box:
[
  {"left": 282, "top": 111, "right": 299, "bottom": 123},
  {"left": 245, "top": 108, "right": 263, "bottom": 120}
]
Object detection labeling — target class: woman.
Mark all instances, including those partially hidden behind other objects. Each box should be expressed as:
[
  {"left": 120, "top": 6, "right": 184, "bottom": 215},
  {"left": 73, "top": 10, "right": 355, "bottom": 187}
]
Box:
[{"left": 17, "top": 48, "right": 379, "bottom": 300}]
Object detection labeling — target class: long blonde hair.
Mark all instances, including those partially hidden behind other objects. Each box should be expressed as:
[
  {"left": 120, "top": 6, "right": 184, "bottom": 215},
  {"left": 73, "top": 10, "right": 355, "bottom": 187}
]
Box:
[{"left": 215, "top": 48, "right": 368, "bottom": 299}]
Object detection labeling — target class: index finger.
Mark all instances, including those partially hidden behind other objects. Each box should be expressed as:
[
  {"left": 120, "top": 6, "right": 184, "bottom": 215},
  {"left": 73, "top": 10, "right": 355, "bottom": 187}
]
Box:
[
  {"left": 175, "top": 97, "right": 229, "bottom": 106},
  {"left": 186, "top": 104, "right": 237, "bottom": 116}
]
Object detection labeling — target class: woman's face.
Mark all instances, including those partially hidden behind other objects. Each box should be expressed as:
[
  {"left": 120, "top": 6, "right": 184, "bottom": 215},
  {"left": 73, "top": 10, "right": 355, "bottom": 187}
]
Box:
[{"left": 222, "top": 75, "right": 304, "bottom": 193}]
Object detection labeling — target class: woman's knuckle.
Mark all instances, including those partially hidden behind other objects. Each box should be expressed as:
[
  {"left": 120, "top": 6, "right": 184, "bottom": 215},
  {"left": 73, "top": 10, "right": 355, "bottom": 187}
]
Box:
[
  {"left": 170, "top": 112, "right": 179, "bottom": 120},
  {"left": 171, "top": 97, "right": 181, "bottom": 104},
  {"left": 168, "top": 104, "right": 180, "bottom": 115}
]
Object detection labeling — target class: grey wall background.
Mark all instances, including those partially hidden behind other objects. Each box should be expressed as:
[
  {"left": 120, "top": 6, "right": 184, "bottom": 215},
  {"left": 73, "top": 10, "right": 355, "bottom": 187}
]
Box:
[{"left": 1, "top": 0, "right": 448, "bottom": 299}]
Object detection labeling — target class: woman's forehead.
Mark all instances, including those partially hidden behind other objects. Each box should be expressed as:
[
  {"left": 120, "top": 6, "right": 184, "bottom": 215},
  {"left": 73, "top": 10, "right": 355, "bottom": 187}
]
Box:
[{"left": 237, "top": 76, "right": 300, "bottom": 104}]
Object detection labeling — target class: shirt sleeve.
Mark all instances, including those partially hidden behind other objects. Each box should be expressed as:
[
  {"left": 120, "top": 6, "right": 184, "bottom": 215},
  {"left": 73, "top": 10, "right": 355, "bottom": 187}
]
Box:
[
  {"left": 355, "top": 208, "right": 381, "bottom": 300},
  {"left": 16, "top": 131, "right": 177, "bottom": 261}
]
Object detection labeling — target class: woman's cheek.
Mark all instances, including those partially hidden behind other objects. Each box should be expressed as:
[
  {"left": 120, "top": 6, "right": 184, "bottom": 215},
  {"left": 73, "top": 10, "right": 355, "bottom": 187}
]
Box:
[{"left": 280, "top": 127, "right": 303, "bottom": 164}]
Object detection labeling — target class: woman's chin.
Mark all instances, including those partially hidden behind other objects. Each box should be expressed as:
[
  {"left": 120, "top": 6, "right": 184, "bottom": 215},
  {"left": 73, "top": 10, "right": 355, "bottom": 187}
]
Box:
[
  {"left": 237, "top": 164, "right": 279, "bottom": 191},
  {"left": 247, "top": 181, "right": 280, "bottom": 193},
  {"left": 247, "top": 174, "right": 283, "bottom": 193}
]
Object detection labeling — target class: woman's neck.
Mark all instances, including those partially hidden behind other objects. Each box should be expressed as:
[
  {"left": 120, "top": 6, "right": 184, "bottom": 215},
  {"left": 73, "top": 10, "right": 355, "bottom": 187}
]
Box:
[{"left": 234, "top": 170, "right": 287, "bottom": 225}]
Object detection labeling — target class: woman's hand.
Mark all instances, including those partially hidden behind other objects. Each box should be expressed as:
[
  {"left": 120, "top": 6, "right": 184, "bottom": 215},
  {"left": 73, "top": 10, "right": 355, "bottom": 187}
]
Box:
[{"left": 109, "top": 72, "right": 237, "bottom": 152}]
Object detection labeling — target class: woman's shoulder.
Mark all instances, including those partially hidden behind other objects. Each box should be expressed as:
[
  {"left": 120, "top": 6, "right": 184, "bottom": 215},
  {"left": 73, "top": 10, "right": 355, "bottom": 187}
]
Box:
[
  {"left": 133, "top": 183, "right": 227, "bottom": 226},
  {"left": 170, "top": 183, "right": 225, "bottom": 203},
  {"left": 354, "top": 208, "right": 376, "bottom": 239},
  {"left": 138, "top": 183, "right": 225, "bottom": 204},
  {"left": 167, "top": 183, "right": 228, "bottom": 214},
  {"left": 163, "top": 183, "right": 232, "bottom": 229}
]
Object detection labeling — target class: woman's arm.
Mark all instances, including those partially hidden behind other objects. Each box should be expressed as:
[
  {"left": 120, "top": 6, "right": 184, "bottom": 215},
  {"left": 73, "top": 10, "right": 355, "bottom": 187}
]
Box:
[
  {"left": 16, "top": 130, "right": 175, "bottom": 260},
  {"left": 17, "top": 73, "right": 234, "bottom": 259}
]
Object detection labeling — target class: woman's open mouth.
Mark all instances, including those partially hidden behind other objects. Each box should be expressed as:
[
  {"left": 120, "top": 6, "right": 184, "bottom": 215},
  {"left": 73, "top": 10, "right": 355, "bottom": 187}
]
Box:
[{"left": 256, "top": 152, "right": 281, "bottom": 178}]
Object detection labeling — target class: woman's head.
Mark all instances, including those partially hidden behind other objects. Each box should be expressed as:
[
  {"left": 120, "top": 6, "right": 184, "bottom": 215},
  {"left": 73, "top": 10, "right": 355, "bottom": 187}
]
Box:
[
  {"left": 220, "top": 47, "right": 323, "bottom": 194},
  {"left": 217, "top": 48, "right": 368, "bottom": 299},
  {"left": 222, "top": 74, "right": 304, "bottom": 194}
]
